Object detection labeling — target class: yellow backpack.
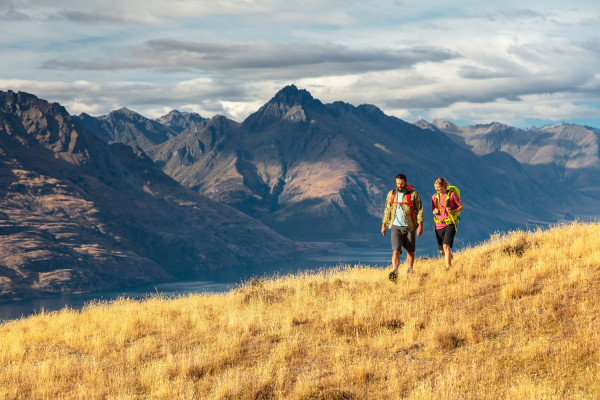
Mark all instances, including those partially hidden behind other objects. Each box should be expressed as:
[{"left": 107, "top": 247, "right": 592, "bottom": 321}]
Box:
[{"left": 433, "top": 185, "right": 461, "bottom": 227}]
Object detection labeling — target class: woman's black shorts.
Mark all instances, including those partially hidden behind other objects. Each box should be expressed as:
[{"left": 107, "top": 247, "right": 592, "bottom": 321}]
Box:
[{"left": 435, "top": 224, "right": 456, "bottom": 250}]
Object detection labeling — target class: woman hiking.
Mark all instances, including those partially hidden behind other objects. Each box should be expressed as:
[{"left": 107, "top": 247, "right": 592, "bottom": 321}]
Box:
[{"left": 432, "top": 177, "right": 463, "bottom": 270}]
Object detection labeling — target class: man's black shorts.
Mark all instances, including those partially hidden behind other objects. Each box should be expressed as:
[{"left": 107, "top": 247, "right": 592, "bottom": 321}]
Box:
[
  {"left": 391, "top": 225, "right": 416, "bottom": 253},
  {"left": 435, "top": 224, "right": 456, "bottom": 249}
]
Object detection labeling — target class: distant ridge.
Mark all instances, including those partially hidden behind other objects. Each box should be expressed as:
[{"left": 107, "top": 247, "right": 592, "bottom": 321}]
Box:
[
  {"left": 75, "top": 108, "right": 175, "bottom": 152},
  {"left": 155, "top": 110, "right": 206, "bottom": 135},
  {"left": 425, "top": 118, "right": 600, "bottom": 197}
]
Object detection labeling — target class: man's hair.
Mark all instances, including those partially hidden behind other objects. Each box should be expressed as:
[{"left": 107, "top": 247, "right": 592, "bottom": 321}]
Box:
[{"left": 395, "top": 173, "right": 407, "bottom": 181}]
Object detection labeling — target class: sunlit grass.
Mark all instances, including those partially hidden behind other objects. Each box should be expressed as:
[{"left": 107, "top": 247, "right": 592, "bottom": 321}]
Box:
[{"left": 1, "top": 222, "right": 599, "bottom": 399}]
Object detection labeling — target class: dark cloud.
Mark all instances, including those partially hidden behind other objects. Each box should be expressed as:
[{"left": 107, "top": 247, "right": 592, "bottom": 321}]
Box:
[
  {"left": 58, "top": 10, "right": 145, "bottom": 25},
  {"left": 1, "top": 0, "right": 29, "bottom": 20},
  {"left": 459, "top": 66, "right": 512, "bottom": 80},
  {"left": 471, "top": 8, "right": 546, "bottom": 21},
  {"left": 40, "top": 39, "right": 460, "bottom": 79},
  {"left": 580, "top": 15, "right": 600, "bottom": 26},
  {"left": 385, "top": 74, "right": 593, "bottom": 110},
  {"left": 581, "top": 36, "right": 600, "bottom": 53}
]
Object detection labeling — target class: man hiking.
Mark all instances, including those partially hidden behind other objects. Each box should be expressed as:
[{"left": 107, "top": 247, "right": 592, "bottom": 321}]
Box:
[{"left": 381, "top": 173, "right": 424, "bottom": 279}]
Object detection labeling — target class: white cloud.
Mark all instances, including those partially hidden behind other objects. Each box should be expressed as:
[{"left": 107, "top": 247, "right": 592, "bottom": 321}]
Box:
[
  {"left": 219, "top": 100, "right": 265, "bottom": 121},
  {"left": 41, "top": 39, "right": 458, "bottom": 80},
  {"left": 65, "top": 101, "right": 102, "bottom": 115}
]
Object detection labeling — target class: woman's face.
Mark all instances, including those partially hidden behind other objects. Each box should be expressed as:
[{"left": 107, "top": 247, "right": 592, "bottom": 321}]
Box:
[{"left": 435, "top": 183, "right": 447, "bottom": 195}]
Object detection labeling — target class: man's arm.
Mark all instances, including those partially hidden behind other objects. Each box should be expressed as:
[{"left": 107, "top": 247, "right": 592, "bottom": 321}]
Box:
[
  {"left": 413, "top": 191, "right": 425, "bottom": 223},
  {"left": 414, "top": 191, "right": 424, "bottom": 237},
  {"left": 381, "top": 191, "right": 392, "bottom": 236}
]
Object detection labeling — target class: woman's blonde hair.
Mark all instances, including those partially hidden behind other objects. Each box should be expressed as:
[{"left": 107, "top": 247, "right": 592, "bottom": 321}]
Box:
[{"left": 434, "top": 177, "right": 449, "bottom": 188}]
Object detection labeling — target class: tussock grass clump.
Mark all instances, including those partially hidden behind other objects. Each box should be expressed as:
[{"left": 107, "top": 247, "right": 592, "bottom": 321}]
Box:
[{"left": 1, "top": 222, "right": 600, "bottom": 399}]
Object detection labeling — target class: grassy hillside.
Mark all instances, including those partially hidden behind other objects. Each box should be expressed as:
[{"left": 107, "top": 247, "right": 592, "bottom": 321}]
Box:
[{"left": 1, "top": 222, "right": 599, "bottom": 399}]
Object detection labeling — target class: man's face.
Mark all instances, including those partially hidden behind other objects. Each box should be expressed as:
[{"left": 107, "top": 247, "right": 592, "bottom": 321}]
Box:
[{"left": 396, "top": 178, "right": 406, "bottom": 191}]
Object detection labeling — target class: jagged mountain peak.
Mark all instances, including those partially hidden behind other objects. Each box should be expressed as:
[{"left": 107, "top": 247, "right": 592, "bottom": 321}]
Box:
[
  {"left": 357, "top": 103, "right": 386, "bottom": 117},
  {"left": 208, "top": 114, "right": 228, "bottom": 122},
  {"left": 413, "top": 119, "right": 437, "bottom": 131},
  {"left": 533, "top": 122, "right": 579, "bottom": 131},
  {"left": 109, "top": 107, "right": 141, "bottom": 118},
  {"left": 473, "top": 121, "right": 511, "bottom": 132},
  {"left": 0, "top": 89, "right": 99, "bottom": 165},
  {"left": 161, "top": 109, "right": 184, "bottom": 118},
  {"left": 541, "top": 122, "right": 568, "bottom": 129},
  {"left": 1, "top": 90, "right": 68, "bottom": 116},
  {"left": 432, "top": 119, "right": 460, "bottom": 132},
  {"left": 201, "top": 114, "right": 239, "bottom": 131},
  {"left": 75, "top": 105, "right": 173, "bottom": 150},
  {"left": 264, "top": 85, "right": 325, "bottom": 112},
  {"left": 243, "top": 85, "right": 321, "bottom": 130},
  {"left": 272, "top": 84, "right": 315, "bottom": 106},
  {"left": 156, "top": 109, "right": 206, "bottom": 135},
  {"left": 1, "top": 89, "right": 35, "bottom": 104},
  {"left": 157, "top": 109, "right": 204, "bottom": 121}
]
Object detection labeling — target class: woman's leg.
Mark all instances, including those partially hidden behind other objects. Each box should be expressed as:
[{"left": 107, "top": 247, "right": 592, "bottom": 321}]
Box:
[{"left": 443, "top": 244, "right": 452, "bottom": 268}]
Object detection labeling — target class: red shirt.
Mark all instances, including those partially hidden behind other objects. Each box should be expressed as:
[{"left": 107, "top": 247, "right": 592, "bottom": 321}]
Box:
[{"left": 431, "top": 192, "right": 460, "bottom": 229}]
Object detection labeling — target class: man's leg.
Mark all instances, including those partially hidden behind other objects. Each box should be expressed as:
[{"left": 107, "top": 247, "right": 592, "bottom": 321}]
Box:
[
  {"left": 406, "top": 228, "right": 416, "bottom": 273},
  {"left": 391, "top": 227, "right": 402, "bottom": 272},
  {"left": 392, "top": 251, "right": 401, "bottom": 271},
  {"left": 407, "top": 252, "right": 415, "bottom": 267}
]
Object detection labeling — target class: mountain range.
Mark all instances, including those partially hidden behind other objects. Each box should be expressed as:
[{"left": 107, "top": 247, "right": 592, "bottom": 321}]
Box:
[
  {"left": 2, "top": 85, "right": 598, "bottom": 302},
  {"left": 78, "top": 85, "right": 598, "bottom": 246},
  {"left": 417, "top": 119, "right": 600, "bottom": 198},
  {"left": 0, "top": 90, "right": 306, "bottom": 302}
]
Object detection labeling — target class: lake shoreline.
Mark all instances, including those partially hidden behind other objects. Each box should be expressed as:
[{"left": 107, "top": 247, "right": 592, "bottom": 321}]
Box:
[{"left": 0, "top": 245, "right": 442, "bottom": 322}]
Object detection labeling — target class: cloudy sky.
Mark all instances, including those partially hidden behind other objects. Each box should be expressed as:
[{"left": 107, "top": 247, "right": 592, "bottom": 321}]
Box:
[{"left": 1, "top": 0, "right": 599, "bottom": 128}]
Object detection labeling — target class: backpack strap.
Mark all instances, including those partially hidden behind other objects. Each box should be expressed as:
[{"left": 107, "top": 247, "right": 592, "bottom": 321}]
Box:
[
  {"left": 405, "top": 191, "right": 416, "bottom": 225},
  {"left": 391, "top": 188, "right": 416, "bottom": 225},
  {"left": 433, "top": 191, "right": 459, "bottom": 230}
]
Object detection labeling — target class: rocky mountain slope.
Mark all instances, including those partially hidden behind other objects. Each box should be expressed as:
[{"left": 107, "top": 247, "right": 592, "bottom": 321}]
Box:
[
  {"left": 76, "top": 108, "right": 176, "bottom": 152},
  {"left": 155, "top": 110, "right": 206, "bottom": 135},
  {"left": 418, "top": 119, "right": 600, "bottom": 198},
  {"left": 75, "top": 109, "right": 206, "bottom": 151},
  {"left": 0, "top": 90, "right": 304, "bottom": 302}
]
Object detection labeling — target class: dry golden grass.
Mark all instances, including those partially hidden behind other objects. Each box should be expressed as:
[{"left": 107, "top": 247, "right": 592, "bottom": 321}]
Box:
[{"left": 1, "top": 222, "right": 600, "bottom": 399}]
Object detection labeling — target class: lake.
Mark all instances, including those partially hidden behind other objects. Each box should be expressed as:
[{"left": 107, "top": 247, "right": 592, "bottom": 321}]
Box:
[{"left": 0, "top": 243, "right": 440, "bottom": 322}]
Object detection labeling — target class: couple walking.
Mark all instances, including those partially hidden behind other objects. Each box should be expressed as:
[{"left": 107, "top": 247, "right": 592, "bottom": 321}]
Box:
[{"left": 381, "top": 174, "right": 463, "bottom": 279}]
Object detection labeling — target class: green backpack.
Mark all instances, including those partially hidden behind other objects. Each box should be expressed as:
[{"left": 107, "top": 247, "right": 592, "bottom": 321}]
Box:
[{"left": 433, "top": 185, "right": 461, "bottom": 227}]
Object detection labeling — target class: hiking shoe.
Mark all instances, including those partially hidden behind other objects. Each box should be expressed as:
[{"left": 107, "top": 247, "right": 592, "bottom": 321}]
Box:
[
  {"left": 388, "top": 270, "right": 398, "bottom": 282},
  {"left": 406, "top": 267, "right": 414, "bottom": 276}
]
